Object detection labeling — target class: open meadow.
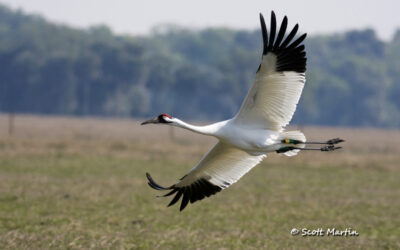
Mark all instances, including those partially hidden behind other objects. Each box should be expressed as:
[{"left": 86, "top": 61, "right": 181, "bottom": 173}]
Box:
[{"left": 0, "top": 114, "right": 399, "bottom": 249}]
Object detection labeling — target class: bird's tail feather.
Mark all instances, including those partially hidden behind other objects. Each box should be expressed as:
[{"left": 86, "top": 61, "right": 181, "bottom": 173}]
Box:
[{"left": 281, "top": 130, "right": 306, "bottom": 142}]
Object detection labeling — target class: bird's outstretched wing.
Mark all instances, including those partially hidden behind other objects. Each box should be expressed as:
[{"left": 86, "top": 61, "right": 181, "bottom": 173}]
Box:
[
  {"left": 234, "top": 11, "right": 307, "bottom": 131},
  {"left": 146, "top": 142, "right": 265, "bottom": 211}
]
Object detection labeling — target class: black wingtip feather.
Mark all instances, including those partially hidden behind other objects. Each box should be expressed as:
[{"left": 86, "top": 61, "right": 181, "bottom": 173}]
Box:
[
  {"left": 146, "top": 173, "right": 171, "bottom": 191},
  {"left": 274, "top": 16, "right": 287, "bottom": 49},
  {"left": 259, "top": 13, "right": 268, "bottom": 55},
  {"left": 268, "top": 11, "right": 276, "bottom": 50},
  {"left": 287, "top": 33, "right": 307, "bottom": 49},
  {"left": 147, "top": 181, "right": 164, "bottom": 191},
  {"left": 258, "top": 12, "right": 307, "bottom": 73},
  {"left": 168, "top": 190, "right": 182, "bottom": 207},
  {"left": 180, "top": 191, "right": 190, "bottom": 211},
  {"left": 280, "top": 23, "right": 298, "bottom": 48},
  {"left": 146, "top": 174, "right": 225, "bottom": 211},
  {"left": 162, "top": 189, "right": 178, "bottom": 197}
]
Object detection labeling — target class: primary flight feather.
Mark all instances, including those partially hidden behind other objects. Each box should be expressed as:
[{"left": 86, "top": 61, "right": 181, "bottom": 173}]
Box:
[{"left": 141, "top": 11, "right": 344, "bottom": 211}]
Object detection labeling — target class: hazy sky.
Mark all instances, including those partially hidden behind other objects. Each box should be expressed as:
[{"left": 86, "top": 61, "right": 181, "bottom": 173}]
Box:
[{"left": 1, "top": 0, "right": 399, "bottom": 40}]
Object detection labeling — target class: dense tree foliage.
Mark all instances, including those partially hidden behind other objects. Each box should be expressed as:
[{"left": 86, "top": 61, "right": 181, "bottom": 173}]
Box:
[{"left": 0, "top": 5, "right": 399, "bottom": 127}]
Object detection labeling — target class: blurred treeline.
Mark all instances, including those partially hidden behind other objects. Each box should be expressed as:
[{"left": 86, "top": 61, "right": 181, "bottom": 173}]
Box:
[{"left": 0, "top": 5, "right": 399, "bottom": 127}]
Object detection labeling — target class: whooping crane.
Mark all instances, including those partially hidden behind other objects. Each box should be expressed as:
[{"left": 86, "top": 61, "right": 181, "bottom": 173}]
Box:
[{"left": 141, "top": 11, "right": 344, "bottom": 211}]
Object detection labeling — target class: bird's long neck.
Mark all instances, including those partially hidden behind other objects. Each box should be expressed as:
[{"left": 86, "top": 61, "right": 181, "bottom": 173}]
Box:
[{"left": 172, "top": 118, "right": 225, "bottom": 136}]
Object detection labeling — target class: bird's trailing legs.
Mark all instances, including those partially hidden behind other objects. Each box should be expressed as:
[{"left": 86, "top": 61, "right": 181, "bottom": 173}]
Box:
[
  {"left": 299, "top": 138, "right": 344, "bottom": 145},
  {"left": 277, "top": 138, "right": 344, "bottom": 153}
]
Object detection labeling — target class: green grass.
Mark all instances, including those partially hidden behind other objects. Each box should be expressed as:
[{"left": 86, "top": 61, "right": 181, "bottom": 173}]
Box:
[
  {"left": 0, "top": 115, "right": 399, "bottom": 249},
  {"left": 1, "top": 152, "right": 399, "bottom": 249}
]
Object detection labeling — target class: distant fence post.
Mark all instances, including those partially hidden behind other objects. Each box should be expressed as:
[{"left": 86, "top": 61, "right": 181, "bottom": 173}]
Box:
[{"left": 8, "top": 112, "right": 14, "bottom": 135}]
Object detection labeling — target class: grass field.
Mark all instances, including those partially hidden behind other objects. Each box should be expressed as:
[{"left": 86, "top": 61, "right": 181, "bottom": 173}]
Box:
[{"left": 0, "top": 114, "right": 399, "bottom": 249}]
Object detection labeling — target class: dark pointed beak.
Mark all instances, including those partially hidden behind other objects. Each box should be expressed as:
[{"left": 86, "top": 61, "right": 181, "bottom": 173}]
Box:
[{"left": 141, "top": 117, "right": 159, "bottom": 125}]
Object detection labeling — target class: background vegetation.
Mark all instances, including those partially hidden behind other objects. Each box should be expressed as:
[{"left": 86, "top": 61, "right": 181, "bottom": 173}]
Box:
[{"left": 1, "top": 4, "right": 399, "bottom": 127}]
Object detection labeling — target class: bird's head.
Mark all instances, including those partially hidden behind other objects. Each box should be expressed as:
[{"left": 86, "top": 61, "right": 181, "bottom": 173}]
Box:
[{"left": 141, "top": 113, "right": 174, "bottom": 125}]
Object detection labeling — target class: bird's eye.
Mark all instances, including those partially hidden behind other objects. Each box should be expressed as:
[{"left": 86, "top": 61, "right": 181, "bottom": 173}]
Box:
[{"left": 157, "top": 114, "right": 172, "bottom": 123}]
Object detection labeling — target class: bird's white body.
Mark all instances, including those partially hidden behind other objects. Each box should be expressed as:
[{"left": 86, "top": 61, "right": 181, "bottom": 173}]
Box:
[
  {"left": 173, "top": 118, "right": 281, "bottom": 153},
  {"left": 218, "top": 122, "right": 280, "bottom": 153}
]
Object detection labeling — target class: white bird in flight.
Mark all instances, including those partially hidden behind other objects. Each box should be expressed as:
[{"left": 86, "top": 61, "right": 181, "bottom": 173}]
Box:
[{"left": 141, "top": 11, "right": 344, "bottom": 211}]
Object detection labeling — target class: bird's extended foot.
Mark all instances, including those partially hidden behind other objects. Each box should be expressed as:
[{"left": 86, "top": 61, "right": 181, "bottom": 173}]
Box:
[
  {"left": 300, "top": 138, "right": 345, "bottom": 145},
  {"left": 320, "top": 145, "right": 342, "bottom": 151},
  {"left": 326, "top": 138, "right": 345, "bottom": 145}
]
